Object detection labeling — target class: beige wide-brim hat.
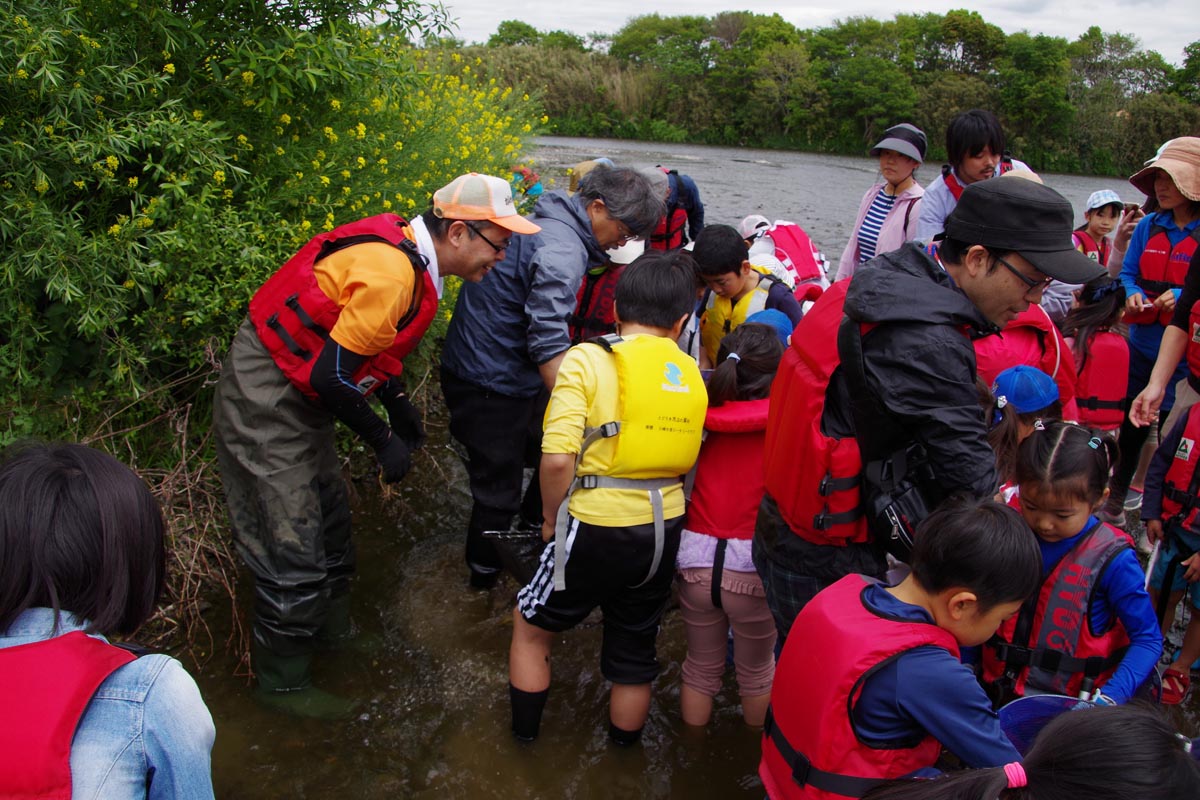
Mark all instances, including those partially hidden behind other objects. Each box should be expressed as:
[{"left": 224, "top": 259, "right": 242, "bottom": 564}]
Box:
[{"left": 1128, "top": 136, "right": 1200, "bottom": 202}]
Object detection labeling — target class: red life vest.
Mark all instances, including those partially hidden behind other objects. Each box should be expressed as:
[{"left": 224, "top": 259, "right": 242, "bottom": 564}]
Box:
[
  {"left": 1127, "top": 225, "right": 1200, "bottom": 326},
  {"left": 982, "top": 522, "right": 1132, "bottom": 698},
  {"left": 687, "top": 398, "right": 770, "bottom": 540},
  {"left": 941, "top": 158, "right": 1015, "bottom": 200},
  {"left": 649, "top": 169, "right": 689, "bottom": 250},
  {"left": 1072, "top": 230, "right": 1112, "bottom": 268},
  {"left": 974, "top": 304, "right": 1079, "bottom": 416},
  {"left": 765, "top": 222, "right": 827, "bottom": 290},
  {"left": 763, "top": 281, "right": 867, "bottom": 545},
  {"left": 760, "top": 575, "right": 959, "bottom": 800},
  {"left": 248, "top": 214, "right": 438, "bottom": 402},
  {"left": 1072, "top": 330, "right": 1129, "bottom": 430},
  {"left": 568, "top": 263, "right": 625, "bottom": 344},
  {"left": 1160, "top": 404, "right": 1200, "bottom": 528},
  {"left": 0, "top": 631, "right": 137, "bottom": 799}
]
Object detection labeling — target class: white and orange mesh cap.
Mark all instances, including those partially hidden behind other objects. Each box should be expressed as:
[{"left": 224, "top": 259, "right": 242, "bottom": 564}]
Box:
[{"left": 432, "top": 172, "right": 541, "bottom": 234}]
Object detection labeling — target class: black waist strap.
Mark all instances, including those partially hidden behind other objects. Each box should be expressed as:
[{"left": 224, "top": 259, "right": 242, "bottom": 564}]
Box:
[
  {"left": 1078, "top": 396, "right": 1126, "bottom": 411},
  {"left": 764, "top": 708, "right": 885, "bottom": 798},
  {"left": 990, "top": 640, "right": 1126, "bottom": 678}
]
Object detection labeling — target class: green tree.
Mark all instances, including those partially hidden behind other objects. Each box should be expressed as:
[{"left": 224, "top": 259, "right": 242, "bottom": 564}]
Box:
[
  {"left": 488, "top": 19, "right": 540, "bottom": 47},
  {"left": 996, "top": 32, "right": 1074, "bottom": 169},
  {"left": 542, "top": 30, "right": 586, "bottom": 51},
  {"left": 1175, "top": 41, "right": 1200, "bottom": 102}
]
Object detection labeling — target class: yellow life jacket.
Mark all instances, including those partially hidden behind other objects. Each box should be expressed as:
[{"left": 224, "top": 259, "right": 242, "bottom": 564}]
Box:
[
  {"left": 552, "top": 333, "right": 707, "bottom": 590},
  {"left": 700, "top": 274, "right": 777, "bottom": 363}
]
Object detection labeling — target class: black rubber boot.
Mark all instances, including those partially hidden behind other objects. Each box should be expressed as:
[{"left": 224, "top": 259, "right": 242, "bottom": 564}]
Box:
[
  {"left": 510, "top": 684, "right": 549, "bottom": 742},
  {"left": 608, "top": 722, "right": 644, "bottom": 746},
  {"left": 316, "top": 593, "right": 382, "bottom": 653},
  {"left": 253, "top": 641, "right": 359, "bottom": 720}
]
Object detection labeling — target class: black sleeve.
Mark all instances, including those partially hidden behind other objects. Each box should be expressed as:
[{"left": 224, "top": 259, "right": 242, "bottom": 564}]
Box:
[
  {"left": 1170, "top": 248, "right": 1200, "bottom": 331},
  {"left": 309, "top": 339, "right": 392, "bottom": 451}
]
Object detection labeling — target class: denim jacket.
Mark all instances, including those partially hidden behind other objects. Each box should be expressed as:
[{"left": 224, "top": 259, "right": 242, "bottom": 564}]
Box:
[{"left": 0, "top": 608, "right": 216, "bottom": 799}]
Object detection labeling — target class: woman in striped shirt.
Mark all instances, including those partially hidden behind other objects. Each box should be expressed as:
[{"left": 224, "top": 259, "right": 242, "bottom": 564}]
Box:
[{"left": 835, "top": 123, "right": 927, "bottom": 281}]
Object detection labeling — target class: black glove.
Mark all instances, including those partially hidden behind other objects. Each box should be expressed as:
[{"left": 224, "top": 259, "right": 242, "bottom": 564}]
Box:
[
  {"left": 382, "top": 393, "right": 426, "bottom": 451},
  {"left": 375, "top": 434, "right": 412, "bottom": 484}
]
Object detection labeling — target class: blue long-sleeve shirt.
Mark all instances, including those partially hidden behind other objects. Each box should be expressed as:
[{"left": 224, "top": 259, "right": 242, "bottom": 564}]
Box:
[
  {"left": 667, "top": 172, "right": 705, "bottom": 243},
  {"left": 854, "top": 585, "right": 1021, "bottom": 769},
  {"left": 1033, "top": 518, "right": 1162, "bottom": 703},
  {"left": 1118, "top": 211, "right": 1200, "bottom": 362}
]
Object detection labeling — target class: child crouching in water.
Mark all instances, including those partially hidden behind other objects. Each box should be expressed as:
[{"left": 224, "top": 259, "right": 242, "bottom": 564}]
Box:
[
  {"left": 677, "top": 323, "right": 783, "bottom": 728},
  {"left": 509, "top": 250, "right": 707, "bottom": 745},
  {"left": 760, "top": 497, "right": 1041, "bottom": 799},
  {"left": 982, "top": 422, "right": 1161, "bottom": 705}
]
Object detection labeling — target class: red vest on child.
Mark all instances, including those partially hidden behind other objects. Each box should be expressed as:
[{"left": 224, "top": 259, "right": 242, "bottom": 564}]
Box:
[
  {"left": 686, "top": 398, "right": 770, "bottom": 540},
  {"left": 760, "top": 575, "right": 959, "bottom": 799},
  {"left": 1072, "top": 330, "right": 1129, "bottom": 430},
  {"left": 0, "top": 631, "right": 137, "bottom": 799},
  {"left": 1127, "top": 226, "right": 1200, "bottom": 326},
  {"left": 981, "top": 522, "right": 1132, "bottom": 698}
]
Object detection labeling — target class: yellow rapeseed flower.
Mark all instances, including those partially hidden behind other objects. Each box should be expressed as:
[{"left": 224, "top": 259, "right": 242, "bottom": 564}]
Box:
[
  {"left": 193, "top": 110, "right": 203, "bottom": 121},
  {"left": 108, "top": 223, "right": 121, "bottom": 235},
  {"left": 212, "top": 170, "right": 226, "bottom": 184},
  {"left": 330, "top": 99, "right": 342, "bottom": 111},
  {"left": 280, "top": 113, "right": 292, "bottom": 125},
  {"left": 241, "top": 71, "right": 255, "bottom": 86},
  {"left": 127, "top": 177, "right": 138, "bottom": 188},
  {"left": 164, "top": 63, "right": 175, "bottom": 74},
  {"left": 106, "top": 155, "right": 119, "bottom": 170}
]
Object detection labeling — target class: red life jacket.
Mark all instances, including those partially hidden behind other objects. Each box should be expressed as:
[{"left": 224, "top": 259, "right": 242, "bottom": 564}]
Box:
[
  {"left": 982, "top": 522, "right": 1132, "bottom": 698},
  {"left": 760, "top": 575, "right": 959, "bottom": 800},
  {"left": 1127, "top": 226, "right": 1200, "bottom": 326},
  {"left": 941, "top": 158, "right": 1015, "bottom": 200},
  {"left": 1160, "top": 404, "right": 1200, "bottom": 528},
  {"left": 248, "top": 214, "right": 438, "bottom": 402},
  {"left": 765, "top": 222, "right": 827, "bottom": 290},
  {"left": 0, "top": 631, "right": 137, "bottom": 800},
  {"left": 649, "top": 169, "right": 689, "bottom": 251},
  {"left": 1072, "top": 230, "right": 1112, "bottom": 268},
  {"left": 974, "top": 304, "right": 1079, "bottom": 416},
  {"left": 687, "top": 398, "right": 770, "bottom": 540},
  {"left": 568, "top": 263, "right": 625, "bottom": 344},
  {"left": 763, "top": 281, "right": 867, "bottom": 545},
  {"left": 1072, "top": 330, "right": 1129, "bottom": 430}
]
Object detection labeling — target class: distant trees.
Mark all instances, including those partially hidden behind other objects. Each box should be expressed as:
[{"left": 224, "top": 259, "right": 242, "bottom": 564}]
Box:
[{"left": 463, "top": 12, "right": 1200, "bottom": 175}]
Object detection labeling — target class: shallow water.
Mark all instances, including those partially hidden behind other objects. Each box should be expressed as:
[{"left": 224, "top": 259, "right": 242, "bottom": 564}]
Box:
[{"left": 192, "top": 138, "right": 1194, "bottom": 798}]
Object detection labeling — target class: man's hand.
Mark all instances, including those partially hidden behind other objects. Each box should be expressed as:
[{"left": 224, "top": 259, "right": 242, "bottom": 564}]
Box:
[
  {"left": 375, "top": 434, "right": 412, "bottom": 483},
  {"left": 1183, "top": 552, "right": 1200, "bottom": 583},
  {"left": 541, "top": 519, "right": 556, "bottom": 543},
  {"left": 1146, "top": 519, "right": 1164, "bottom": 545}
]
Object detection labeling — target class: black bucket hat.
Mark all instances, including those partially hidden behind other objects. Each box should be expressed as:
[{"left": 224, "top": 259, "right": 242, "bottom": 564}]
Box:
[{"left": 942, "top": 177, "right": 1106, "bottom": 285}]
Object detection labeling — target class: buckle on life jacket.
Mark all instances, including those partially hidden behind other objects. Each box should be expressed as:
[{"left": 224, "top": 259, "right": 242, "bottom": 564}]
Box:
[
  {"left": 265, "top": 312, "right": 311, "bottom": 359},
  {"left": 284, "top": 293, "right": 329, "bottom": 338}
]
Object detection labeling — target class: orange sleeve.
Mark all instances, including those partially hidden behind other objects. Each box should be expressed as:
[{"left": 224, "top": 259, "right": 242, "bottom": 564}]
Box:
[{"left": 313, "top": 242, "right": 417, "bottom": 355}]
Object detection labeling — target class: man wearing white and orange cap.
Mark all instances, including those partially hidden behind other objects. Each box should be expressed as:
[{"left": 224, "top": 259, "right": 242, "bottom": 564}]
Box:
[
  {"left": 441, "top": 164, "right": 664, "bottom": 589},
  {"left": 213, "top": 172, "right": 538, "bottom": 718}
]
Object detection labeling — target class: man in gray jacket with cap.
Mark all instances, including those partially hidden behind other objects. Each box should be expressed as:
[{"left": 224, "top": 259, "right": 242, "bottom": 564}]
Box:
[{"left": 440, "top": 165, "right": 664, "bottom": 588}]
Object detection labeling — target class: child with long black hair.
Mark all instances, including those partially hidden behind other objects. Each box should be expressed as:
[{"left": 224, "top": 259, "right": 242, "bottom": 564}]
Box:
[
  {"left": 677, "top": 323, "right": 783, "bottom": 728},
  {"left": 981, "top": 422, "right": 1161, "bottom": 705},
  {"left": 861, "top": 703, "right": 1199, "bottom": 800},
  {"left": 1061, "top": 275, "right": 1128, "bottom": 432}
]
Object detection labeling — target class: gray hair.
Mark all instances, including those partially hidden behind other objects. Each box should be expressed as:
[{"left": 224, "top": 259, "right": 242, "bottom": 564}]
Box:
[{"left": 577, "top": 165, "right": 666, "bottom": 239}]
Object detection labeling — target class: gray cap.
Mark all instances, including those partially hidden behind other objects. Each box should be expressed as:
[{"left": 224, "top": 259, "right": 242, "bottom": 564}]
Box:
[{"left": 869, "top": 123, "right": 927, "bottom": 164}]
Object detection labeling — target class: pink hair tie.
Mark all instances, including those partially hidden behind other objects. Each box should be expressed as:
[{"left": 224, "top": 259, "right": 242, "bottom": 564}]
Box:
[{"left": 1003, "top": 761, "right": 1027, "bottom": 789}]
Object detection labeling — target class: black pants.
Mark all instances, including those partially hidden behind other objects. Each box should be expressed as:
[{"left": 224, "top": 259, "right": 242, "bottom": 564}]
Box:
[{"left": 440, "top": 367, "right": 547, "bottom": 574}]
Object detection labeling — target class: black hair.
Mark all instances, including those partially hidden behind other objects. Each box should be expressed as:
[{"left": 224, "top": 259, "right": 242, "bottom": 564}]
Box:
[
  {"left": 577, "top": 164, "right": 665, "bottom": 239},
  {"left": 693, "top": 224, "right": 749, "bottom": 277},
  {"left": 862, "top": 703, "right": 1200, "bottom": 800},
  {"left": 937, "top": 236, "right": 1013, "bottom": 270},
  {"left": 613, "top": 249, "right": 699, "bottom": 330},
  {"left": 1079, "top": 202, "right": 1123, "bottom": 228},
  {"left": 707, "top": 323, "right": 783, "bottom": 406},
  {"left": 946, "top": 109, "right": 1006, "bottom": 170},
  {"left": 1014, "top": 421, "right": 1119, "bottom": 505},
  {"left": 0, "top": 442, "right": 166, "bottom": 636},
  {"left": 420, "top": 208, "right": 452, "bottom": 240},
  {"left": 1061, "top": 276, "right": 1126, "bottom": 369},
  {"left": 909, "top": 495, "right": 1041, "bottom": 612}
]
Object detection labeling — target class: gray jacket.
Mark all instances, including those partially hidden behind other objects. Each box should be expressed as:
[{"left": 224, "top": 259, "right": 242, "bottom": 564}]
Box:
[{"left": 441, "top": 191, "right": 606, "bottom": 397}]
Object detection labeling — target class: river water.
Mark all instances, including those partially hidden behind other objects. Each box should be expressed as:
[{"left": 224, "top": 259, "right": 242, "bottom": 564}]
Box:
[{"left": 193, "top": 137, "right": 1191, "bottom": 799}]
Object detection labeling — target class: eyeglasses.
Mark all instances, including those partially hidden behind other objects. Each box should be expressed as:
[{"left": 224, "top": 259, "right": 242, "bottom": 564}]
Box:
[
  {"left": 607, "top": 212, "right": 638, "bottom": 245},
  {"left": 465, "top": 221, "right": 509, "bottom": 253},
  {"left": 995, "top": 254, "right": 1052, "bottom": 294}
]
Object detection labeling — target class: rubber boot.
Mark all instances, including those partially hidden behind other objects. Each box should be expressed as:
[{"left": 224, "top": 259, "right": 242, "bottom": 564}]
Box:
[
  {"left": 253, "top": 642, "right": 359, "bottom": 720},
  {"left": 315, "top": 593, "right": 381, "bottom": 653}
]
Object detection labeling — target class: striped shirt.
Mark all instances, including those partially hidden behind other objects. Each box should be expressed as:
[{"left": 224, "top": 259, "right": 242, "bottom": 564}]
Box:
[{"left": 856, "top": 187, "right": 897, "bottom": 263}]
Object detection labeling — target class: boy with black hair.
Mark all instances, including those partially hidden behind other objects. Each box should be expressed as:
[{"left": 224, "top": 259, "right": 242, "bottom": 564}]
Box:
[
  {"left": 509, "top": 250, "right": 707, "bottom": 745},
  {"left": 916, "top": 109, "right": 1031, "bottom": 242},
  {"left": 760, "top": 497, "right": 1042, "bottom": 800},
  {"left": 695, "top": 224, "right": 803, "bottom": 365}
]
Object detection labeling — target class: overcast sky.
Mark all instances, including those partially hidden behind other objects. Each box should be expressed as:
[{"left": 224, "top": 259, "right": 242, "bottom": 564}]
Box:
[{"left": 440, "top": 0, "right": 1194, "bottom": 66}]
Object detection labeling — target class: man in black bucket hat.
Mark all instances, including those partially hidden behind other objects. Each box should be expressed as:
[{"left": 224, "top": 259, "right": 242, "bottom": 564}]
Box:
[{"left": 831, "top": 176, "right": 1106, "bottom": 554}]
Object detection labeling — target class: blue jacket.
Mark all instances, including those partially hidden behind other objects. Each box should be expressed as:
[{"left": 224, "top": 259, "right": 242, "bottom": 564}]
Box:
[
  {"left": 0, "top": 608, "right": 215, "bottom": 799},
  {"left": 667, "top": 171, "right": 705, "bottom": 243},
  {"left": 441, "top": 191, "right": 607, "bottom": 397}
]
